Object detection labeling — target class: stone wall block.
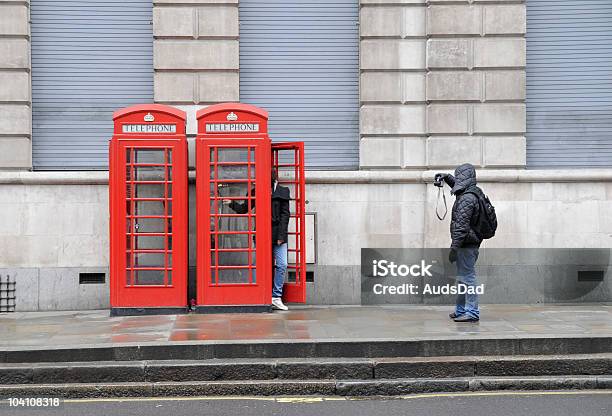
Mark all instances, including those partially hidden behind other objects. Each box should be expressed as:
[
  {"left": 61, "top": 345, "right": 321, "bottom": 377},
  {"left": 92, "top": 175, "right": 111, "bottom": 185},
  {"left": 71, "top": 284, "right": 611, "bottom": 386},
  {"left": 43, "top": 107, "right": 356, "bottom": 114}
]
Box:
[
  {"left": 484, "top": 70, "right": 525, "bottom": 101},
  {"left": 361, "top": 105, "right": 426, "bottom": 135},
  {"left": 0, "top": 104, "right": 31, "bottom": 136},
  {"left": 361, "top": 6, "right": 425, "bottom": 37},
  {"left": 426, "top": 71, "right": 481, "bottom": 101},
  {"left": 360, "top": 138, "right": 403, "bottom": 168},
  {"left": 401, "top": 73, "right": 427, "bottom": 102},
  {"left": 360, "top": 7, "right": 402, "bottom": 37},
  {"left": 0, "top": 4, "right": 29, "bottom": 36},
  {"left": 483, "top": 136, "right": 526, "bottom": 167},
  {"left": 8, "top": 268, "right": 39, "bottom": 312},
  {"left": 483, "top": 183, "right": 532, "bottom": 202},
  {"left": 153, "top": 7, "right": 195, "bottom": 37},
  {"left": 0, "top": 71, "right": 29, "bottom": 102},
  {"left": 361, "top": 40, "right": 426, "bottom": 70},
  {"left": 154, "top": 72, "right": 196, "bottom": 102},
  {"left": 23, "top": 203, "right": 63, "bottom": 236},
  {"left": 427, "top": 5, "right": 481, "bottom": 35},
  {"left": 427, "top": 136, "right": 482, "bottom": 167},
  {"left": 484, "top": 5, "right": 526, "bottom": 35},
  {"left": 154, "top": 40, "right": 238, "bottom": 70},
  {"left": 402, "top": 137, "right": 427, "bottom": 168},
  {"left": 0, "top": 137, "right": 31, "bottom": 168},
  {"left": 473, "top": 38, "right": 525, "bottom": 68},
  {"left": 361, "top": 72, "right": 402, "bottom": 102},
  {"left": 199, "top": 72, "right": 239, "bottom": 102},
  {"left": 427, "top": 104, "right": 470, "bottom": 134},
  {"left": 473, "top": 103, "right": 525, "bottom": 134},
  {"left": 361, "top": 72, "right": 425, "bottom": 103},
  {"left": 598, "top": 201, "right": 612, "bottom": 233},
  {"left": 59, "top": 236, "right": 108, "bottom": 267},
  {"left": 0, "top": 38, "right": 29, "bottom": 69},
  {"left": 0, "top": 202, "right": 21, "bottom": 235},
  {"left": 198, "top": 6, "right": 239, "bottom": 37},
  {"left": 427, "top": 39, "right": 470, "bottom": 69},
  {"left": 402, "top": 6, "right": 427, "bottom": 37}
]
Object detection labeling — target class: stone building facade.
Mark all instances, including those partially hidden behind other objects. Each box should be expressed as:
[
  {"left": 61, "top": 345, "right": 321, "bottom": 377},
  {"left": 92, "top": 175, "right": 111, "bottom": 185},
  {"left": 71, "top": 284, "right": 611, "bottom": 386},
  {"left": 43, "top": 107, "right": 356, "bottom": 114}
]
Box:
[{"left": 0, "top": 0, "right": 610, "bottom": 310}]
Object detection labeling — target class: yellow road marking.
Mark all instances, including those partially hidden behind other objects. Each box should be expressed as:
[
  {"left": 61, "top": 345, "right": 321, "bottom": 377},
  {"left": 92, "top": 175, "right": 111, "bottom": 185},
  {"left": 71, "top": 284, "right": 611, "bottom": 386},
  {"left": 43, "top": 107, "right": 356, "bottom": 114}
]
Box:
[
  {"left": 56, "top": 390, "right": 612, "bottom": 404},
  {"left": 277, "top": 397, "right": 325, "bottom": 403},
  {"left": 393, "top": 390, "right": 612, "bottom": 401}
]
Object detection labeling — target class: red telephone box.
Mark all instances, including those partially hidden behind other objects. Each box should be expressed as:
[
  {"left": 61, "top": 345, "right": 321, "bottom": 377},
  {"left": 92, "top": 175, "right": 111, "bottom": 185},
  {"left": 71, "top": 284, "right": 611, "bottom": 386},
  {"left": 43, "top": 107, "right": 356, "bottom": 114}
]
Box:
[
  {"left": 195, "top": 103, "right": 306, "bottom": 312},
  {"left": 109, "top": 104, "right": 189, "bottom": 315}
]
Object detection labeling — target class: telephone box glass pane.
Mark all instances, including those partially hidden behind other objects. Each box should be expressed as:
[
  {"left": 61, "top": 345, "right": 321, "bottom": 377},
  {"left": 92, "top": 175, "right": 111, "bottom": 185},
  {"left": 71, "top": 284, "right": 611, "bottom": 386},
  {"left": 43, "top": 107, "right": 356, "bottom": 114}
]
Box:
[
  {"left": 217, "top": 269, "right": 252, "bottom": 284},
  {"left": 212, "top": 165, "right": 255, "bottom": 180},
  {"left": 133, "top": 218, "right": 166, "bottom": 233},
  {"left": 130, "top": 201, "right": 172, "bottom": 216},
  {"left": 213, "top": 217, "right": 255, "bottom": 233},
  {"left": 133, "top": 184, "right": 168, "bottom": 198},
  {"left": 134, "top": 235, "right": 167, "bottom": 250},
  {"left": 212, "top": 183, "right": 253, "bottom": 202},
  {"left": 127, "top": 166, "right": 170, "bottom": 182},
  {"left": 209, "top": 145, "right": 256, "bottom": 286},
  {"left": 134, "top": 149, "right": 168, "bottom": 164},
  {"left": 212, "top": 233, "right": 251, "bottom": 250},
  {"left": 132, "top": 270, "right": 165, "bottom": 286},
  {"left": 130, "top": 253, "right": 166, "bottom": 268},
  {"left": 123, "top": 149, "right": 174, "bottom": 288}
]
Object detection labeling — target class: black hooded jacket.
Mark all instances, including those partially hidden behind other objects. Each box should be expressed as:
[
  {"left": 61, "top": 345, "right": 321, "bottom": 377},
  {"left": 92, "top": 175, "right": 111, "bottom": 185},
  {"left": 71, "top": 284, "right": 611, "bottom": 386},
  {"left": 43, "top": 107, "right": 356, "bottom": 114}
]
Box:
[
  {"left": 229, "top": 183, "right": 291, "bottom": 243},
  {"left": 443, "top": 163, "right": 484, "bottom": 249}
]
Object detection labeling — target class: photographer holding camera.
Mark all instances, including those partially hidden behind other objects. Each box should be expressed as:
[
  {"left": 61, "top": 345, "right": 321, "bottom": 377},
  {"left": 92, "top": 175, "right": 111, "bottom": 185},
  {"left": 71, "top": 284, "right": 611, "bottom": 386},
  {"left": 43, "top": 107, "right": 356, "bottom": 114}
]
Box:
[{"left": 435, "top": 163, "right": 497, "bottom": 323}]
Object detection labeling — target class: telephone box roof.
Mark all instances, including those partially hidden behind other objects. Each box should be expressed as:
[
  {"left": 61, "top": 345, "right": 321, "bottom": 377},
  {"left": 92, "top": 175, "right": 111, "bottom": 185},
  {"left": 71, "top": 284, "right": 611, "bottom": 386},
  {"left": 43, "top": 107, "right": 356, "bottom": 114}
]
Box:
[
  {"left": 196, "top": 103, "right": 268, "bottom": 120},
  {"left": 113, "top": 104, "right": 186, "bottom": 121}
]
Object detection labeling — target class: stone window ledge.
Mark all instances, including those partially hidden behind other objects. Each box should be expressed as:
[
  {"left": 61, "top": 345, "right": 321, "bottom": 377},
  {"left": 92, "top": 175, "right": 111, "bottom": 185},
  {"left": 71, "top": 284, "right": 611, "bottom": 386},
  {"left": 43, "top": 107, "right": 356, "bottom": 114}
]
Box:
[{"left": 2, "top": 169, "right": 612, "bottom": 185}]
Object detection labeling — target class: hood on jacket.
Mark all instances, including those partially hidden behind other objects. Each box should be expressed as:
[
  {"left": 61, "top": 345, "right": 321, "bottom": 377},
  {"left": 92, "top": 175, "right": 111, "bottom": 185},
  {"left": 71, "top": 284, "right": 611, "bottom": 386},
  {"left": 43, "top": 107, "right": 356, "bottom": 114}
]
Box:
[{"left": 451, "top": 163, "right": 477, "bottom": 195}]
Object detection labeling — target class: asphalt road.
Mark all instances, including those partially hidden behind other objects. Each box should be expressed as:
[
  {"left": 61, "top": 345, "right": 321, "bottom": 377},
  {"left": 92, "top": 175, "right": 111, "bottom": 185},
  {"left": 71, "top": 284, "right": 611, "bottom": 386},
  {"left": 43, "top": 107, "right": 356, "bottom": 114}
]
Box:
[{"left": 2, "top": 391, "right": 611, "bottom": 416}]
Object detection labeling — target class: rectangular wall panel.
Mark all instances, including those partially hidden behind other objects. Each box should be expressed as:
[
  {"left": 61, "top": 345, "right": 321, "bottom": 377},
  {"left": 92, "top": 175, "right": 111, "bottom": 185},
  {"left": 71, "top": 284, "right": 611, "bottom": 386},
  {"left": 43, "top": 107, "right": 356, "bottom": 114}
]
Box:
[
  {"left": 31, "top": 1, "right": 153, "bottom": 169},
  {"left": 527, "top": 0, "right": 612, "bottom": 168},
  {"left": 239, "top": 0, "right": 359, "bottom": 169}
]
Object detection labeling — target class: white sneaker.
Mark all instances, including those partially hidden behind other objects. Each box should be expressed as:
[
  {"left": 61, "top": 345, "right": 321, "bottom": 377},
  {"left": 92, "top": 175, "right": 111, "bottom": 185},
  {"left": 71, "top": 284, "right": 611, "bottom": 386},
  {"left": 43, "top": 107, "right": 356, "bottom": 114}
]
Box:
[{"left": 271, "top": 297, "right": 288, "bottom": 311}]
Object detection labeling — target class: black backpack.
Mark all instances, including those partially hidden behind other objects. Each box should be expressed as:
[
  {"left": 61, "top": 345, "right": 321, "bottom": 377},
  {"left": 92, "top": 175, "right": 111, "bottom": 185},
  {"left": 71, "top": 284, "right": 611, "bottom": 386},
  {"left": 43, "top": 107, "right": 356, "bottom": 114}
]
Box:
[{"left": 465, "top": 190, "right": 497, "bottom": 240}]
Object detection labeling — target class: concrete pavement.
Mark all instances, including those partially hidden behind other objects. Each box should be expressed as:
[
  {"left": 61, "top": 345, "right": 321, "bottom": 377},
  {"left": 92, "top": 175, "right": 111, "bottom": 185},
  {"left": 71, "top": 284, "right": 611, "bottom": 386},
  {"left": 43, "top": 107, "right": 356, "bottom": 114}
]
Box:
[
  {"left": 3, "top": 304, "right": 611, "bottom": 347},
  {"left": 1, "top": 304, "right": 611, "bottom": 362}
]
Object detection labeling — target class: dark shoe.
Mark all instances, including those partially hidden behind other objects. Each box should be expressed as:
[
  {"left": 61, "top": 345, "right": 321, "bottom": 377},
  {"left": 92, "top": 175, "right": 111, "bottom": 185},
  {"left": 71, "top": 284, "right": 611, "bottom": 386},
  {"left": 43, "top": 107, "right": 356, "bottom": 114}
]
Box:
[
  {"left": 449, "top": 312, "right": 458, "bottom": 319},
  {"left": 453, "top": 314, "right": 479, "bottom": 323}
]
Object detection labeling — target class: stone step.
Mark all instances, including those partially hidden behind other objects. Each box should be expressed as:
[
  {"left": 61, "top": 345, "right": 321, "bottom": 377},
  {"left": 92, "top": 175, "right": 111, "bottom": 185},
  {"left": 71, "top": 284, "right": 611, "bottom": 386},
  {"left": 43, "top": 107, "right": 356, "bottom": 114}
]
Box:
[
  {"left": 0, "top": 375, "right": 610, "bottom": 399},
  {"left": 1, "top": 354, "right": 610, "bottom": 385},
  {"left": 4, "top": 336, "right": 611, "bottom": 363}
]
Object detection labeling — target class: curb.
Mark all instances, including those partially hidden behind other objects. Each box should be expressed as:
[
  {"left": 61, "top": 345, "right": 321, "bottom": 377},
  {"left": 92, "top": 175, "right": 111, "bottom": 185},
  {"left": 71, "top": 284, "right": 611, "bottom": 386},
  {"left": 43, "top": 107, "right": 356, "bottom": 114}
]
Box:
[
  {"left": 1, "top": 354, "right": 610, "bottom": 385},
  {"left": 0, "top": 376, "right": 610, "bottom": 399},
  {"left": 3, "top": 336, "right": 611, "bottom": 363}
]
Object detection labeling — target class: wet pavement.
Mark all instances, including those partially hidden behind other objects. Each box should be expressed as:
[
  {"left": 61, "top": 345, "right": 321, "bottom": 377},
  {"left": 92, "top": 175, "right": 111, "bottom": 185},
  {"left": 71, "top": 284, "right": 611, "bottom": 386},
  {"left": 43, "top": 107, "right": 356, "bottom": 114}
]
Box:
[{"left": 0, "top": 304, "right": 610, "bottom": 349}]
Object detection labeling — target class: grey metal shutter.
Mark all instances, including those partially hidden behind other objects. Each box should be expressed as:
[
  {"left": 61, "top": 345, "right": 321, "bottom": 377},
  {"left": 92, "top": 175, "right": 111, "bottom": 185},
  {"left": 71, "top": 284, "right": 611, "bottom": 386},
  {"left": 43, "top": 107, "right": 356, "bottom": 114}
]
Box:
[
  {"left": 31, "top": 0, "right": 153, "bottom": 170},
  {"left": 526, "top": 0, "right": 612, "bottom": 168},
  {"left": 239, "top": 0, "right": 359, "bottom": 169}
]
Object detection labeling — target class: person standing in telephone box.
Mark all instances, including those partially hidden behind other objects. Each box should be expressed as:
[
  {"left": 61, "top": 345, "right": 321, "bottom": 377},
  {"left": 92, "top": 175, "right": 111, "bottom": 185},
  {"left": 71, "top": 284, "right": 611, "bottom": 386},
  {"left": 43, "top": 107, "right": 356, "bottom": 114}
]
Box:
[{"left": 225, "top": 170, "right": 291, "bottom": 310}]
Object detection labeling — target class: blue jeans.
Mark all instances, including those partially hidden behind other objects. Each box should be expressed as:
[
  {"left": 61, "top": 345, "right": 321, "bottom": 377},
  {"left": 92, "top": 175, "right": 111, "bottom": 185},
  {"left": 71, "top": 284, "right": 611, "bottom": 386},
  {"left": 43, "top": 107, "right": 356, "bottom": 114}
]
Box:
[
  {"left": 272, "top": 243, "right": 288, "bottom": 298},
  {"left": 455, "top": 247, "right": 480, "bottom": 319}
]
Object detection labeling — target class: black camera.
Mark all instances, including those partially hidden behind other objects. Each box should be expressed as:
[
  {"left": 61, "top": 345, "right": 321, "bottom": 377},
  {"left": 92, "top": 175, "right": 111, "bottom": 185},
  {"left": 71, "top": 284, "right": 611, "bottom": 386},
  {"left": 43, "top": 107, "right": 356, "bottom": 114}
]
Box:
[{"left": 434, "top": 174, "right": 444, "bottom": 188}]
